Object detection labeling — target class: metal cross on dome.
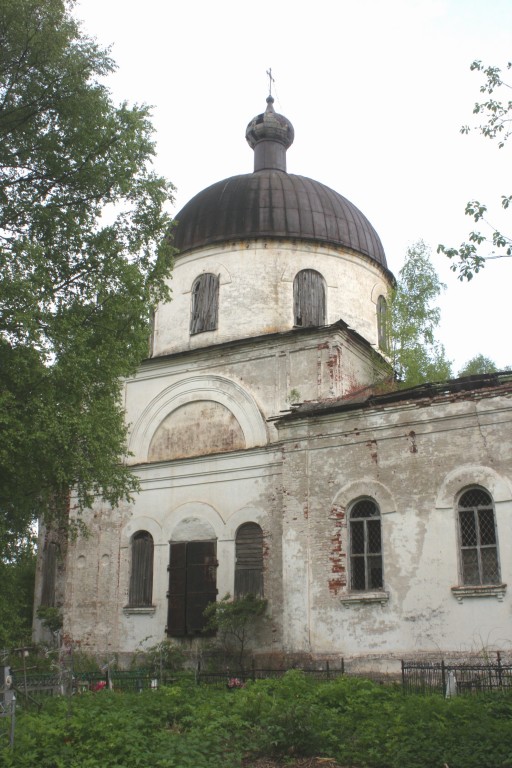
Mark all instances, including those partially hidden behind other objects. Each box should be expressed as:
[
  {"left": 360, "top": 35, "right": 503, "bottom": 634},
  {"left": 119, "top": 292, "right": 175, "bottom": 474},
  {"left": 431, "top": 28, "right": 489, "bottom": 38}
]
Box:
[{"left": 266, "top": 68, "right": 275, "bottom": 97}]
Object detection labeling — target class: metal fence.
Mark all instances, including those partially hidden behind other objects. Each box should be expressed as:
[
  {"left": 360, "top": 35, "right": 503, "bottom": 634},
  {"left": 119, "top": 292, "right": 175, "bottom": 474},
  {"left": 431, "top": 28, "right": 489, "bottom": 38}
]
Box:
[
  {"left": 196, "top": 659, "right": 346, "bottom": 687},
  {"left": 401, "top": 653, "right": 512, "bottom": 696}
]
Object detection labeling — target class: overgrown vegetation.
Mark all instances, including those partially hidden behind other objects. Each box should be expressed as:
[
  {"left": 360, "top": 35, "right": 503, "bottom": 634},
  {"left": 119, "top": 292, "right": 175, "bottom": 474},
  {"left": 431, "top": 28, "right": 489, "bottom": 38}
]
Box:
[
  {"left": 1, "top": 672, "right": 512, "bottom": 767},
  {"left": 438, "top": 59, "right": 512, "bottom": 279},
  {"left": 388, "top": 241, "right": 452, "bottom": 387},
  {"left": 203, "top": 593, "right": 267, "bottom": 671}
]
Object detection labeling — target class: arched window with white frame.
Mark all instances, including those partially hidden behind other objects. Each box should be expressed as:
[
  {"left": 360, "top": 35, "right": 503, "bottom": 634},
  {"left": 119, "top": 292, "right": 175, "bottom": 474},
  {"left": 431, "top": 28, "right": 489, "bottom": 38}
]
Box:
[
  {"left": 458, "top": 487, "right": 500, "bottom": 585},
  {"left": 190, "top": 273, "right": 219, "bottom": 334}
]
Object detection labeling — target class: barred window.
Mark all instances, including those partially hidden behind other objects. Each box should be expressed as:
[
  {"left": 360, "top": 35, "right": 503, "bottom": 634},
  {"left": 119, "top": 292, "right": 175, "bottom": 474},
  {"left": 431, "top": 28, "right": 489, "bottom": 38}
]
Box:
[
  {"left": 129, "top": 531, "right": 154, "bottom": 607},
  {"left": 458, "top": 488, "right": 500, "bottom": 585},
  {"left": 190, "top": 273, "right": 219, "bottom": 334},
  {"left": 349, "top": 499, "right": 383, "bottom": 591},
  {"left": 235, "top": 522, "right": 264, "bottom": 598},
  {"left": 293, "top": 269, "right": 326, "bottom": 327},
  {"left": 377, "top": 295, "right": 388, "bottom": 351}
]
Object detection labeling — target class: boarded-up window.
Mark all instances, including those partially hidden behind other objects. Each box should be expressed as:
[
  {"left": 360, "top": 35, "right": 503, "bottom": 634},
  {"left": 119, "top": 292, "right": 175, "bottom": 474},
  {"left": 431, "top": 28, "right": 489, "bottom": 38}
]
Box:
[
  {"left": 190, "top": 273, "right": 219, "bottom": 334},
  {"left": 40, "top": 541, "right": 58, "bottom": 607},
  {"left": 235, "top": 523, "right": 264, "bottom": 598},
  {"left": 293, "top": 269, "right": 326, "bottom": 327},
  {"left": 377, "top": 295, "right": 388, "bottom": 351},
  {"left": 458, "top": 488, "right": 500, "bottom": 585},
  {"left": 350, "top": 499, "right": 383, "bottom": 591},
  {"left": 129, "top": 531, "right": 154, "bottom": 607},
  {"left": 167, "top": 541, "right": 217, "bottom": 636}
]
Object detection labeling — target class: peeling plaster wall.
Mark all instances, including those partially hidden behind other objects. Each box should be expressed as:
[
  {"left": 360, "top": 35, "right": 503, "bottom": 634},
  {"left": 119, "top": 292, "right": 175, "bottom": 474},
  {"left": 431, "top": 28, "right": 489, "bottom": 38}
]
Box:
[
  {"left": 126, "top": 326, "right": 382, "bottom": 464},
  {"left": 278, "top": 392, "right": 512, "bottom": 660},
  {"left": 153, "top": 240, "right": 391, "bottom": 357},
  {"left": 61, "top": 448, "right": 284, "bottom": 657}
]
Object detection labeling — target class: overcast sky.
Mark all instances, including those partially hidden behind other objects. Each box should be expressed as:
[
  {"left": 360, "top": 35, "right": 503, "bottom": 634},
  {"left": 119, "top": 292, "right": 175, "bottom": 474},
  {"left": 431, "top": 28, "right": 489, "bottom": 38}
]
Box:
[{"left": 74, "top": 0, "right": 512, "bottom": 371}]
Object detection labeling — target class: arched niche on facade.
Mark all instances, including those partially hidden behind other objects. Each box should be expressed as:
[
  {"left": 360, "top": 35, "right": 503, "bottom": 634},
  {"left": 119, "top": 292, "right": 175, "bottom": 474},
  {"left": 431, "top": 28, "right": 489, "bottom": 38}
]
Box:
[
  {"left": 435, "top": 465, "right": 512, "bottom": 509},
  {"left": 163, "top": 502, "right": 224, "bottom": 544},
  {"left": 121, "top": 516, "right": 163, "bottom": 549},
  {"left": 149, "top": 400, "right": 245, "bottom": 461},
  {"left": 332, "top": 479, "right": 396, "bottom": 516},
  {"left": 129, "top": 375, "right": 268, "bottom": 462}
]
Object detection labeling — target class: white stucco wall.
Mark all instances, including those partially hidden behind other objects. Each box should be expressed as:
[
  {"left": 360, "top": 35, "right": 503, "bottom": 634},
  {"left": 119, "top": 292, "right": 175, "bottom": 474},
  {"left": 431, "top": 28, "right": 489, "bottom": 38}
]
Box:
[{"left": 152, "top": 239, "right": 391, "bottom": 357}]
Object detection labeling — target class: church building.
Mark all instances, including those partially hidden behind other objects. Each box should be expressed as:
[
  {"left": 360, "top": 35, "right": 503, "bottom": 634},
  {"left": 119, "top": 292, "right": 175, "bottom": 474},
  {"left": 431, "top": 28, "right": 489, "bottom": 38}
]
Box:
[{"left": 34, "top": 96, "right": 512, "bottom": 671}]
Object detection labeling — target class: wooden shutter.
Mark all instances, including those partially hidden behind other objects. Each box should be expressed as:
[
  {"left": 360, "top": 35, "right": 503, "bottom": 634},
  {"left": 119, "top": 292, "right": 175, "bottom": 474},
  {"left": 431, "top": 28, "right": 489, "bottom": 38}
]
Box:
[
  {"left": 167, "top": 541, "right": 218, "bottom": 636},
  {"left": 235, "top": 523, "right": 264, "bottom": 597},
  {"left": 167, "top": 542, "right": 187, "bottom": 636},
  {"left": 186, "top": 541, "right": 217, "bottom": 634},
  {"left": 129, "top": 532, "right": 154, "bottom": 607},
  {"left": 293, "top": 270, "right": 326, "bottom": 327},
  {"left": 41, "top": 541, "right": 58, "bottom": 607},
  {"left": 190, "top": 274, "right": 219, "bottom": 334}
]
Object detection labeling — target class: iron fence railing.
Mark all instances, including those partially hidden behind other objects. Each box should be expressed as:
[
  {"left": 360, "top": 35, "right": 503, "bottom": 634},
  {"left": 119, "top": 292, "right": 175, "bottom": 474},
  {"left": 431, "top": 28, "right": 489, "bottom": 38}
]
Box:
[
  {"left": 401, "top": 653, "right": 512, "bottom": 695},
  {"left": 195, "top": 660, "right": 346, "bottom": 686},
  {"left": 6, "top": 653, "right": 512, "bottom": 704}
]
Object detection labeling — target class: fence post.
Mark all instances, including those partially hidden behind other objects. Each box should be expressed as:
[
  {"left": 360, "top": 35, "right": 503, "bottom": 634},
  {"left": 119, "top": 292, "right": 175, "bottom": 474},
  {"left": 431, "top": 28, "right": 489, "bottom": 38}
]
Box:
[
  {"left": 326, "top": 660, "right": 330, "bottom": 679},
  {"left": 401, "top": 659, "right": 405, "bottom": 691},
  {"left": 341, "top": 657, "right": 345, "bottom": 675},
  {"left": 196, "top": 660, "right": 201, "bottom": 685},
  {"left": 251, "top": 657, "right": 255, "bottom": 682},
  {"left": 441, "top": 660, "right": 446, "bottom": 696},
  {"left": 497, "top": 651, "right": 503, "bottom": 689}
]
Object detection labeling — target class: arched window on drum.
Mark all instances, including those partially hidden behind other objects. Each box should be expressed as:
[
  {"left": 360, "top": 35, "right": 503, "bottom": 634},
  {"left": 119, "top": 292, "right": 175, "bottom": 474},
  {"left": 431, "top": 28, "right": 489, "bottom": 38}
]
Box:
[{"left": 293, "top": 269, "right": 326, "bottom": 327}]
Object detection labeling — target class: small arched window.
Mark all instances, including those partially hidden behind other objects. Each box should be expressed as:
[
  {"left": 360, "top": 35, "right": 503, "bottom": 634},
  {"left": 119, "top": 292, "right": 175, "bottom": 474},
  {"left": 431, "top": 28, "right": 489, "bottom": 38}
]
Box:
[
  {"left": 235, "top": 522, "right": 264, "bottom": 598},
  {"left": 349, "top": 499, "right": 383, "bottom": 591},
  {"left": 190, "top": 273, "right": 219, "bottom": 334},
  {"left": 458, "top": 488, "right": 500, "bottom": 585},
  {"left": 377, "top": 295, "right": 388, "bottom": 351},
  {"left": 293, "top": 269, "right": 326, "bottom": 327},
  {"left": 129, "top": 531, "right": 154, "bottom": 607}
]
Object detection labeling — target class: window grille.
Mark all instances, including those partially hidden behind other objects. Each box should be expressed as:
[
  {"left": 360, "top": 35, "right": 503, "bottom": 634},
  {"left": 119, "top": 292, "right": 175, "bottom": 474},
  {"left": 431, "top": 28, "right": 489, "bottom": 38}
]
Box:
[
  {"left": 129, "top": 531, "right": 154, "bottom": 607},
  {"left": 458, "top": 488, "right": 500, "bottom": 585},
  {"left": 349, "top": 499, "right": 383, "bottom": 591},
  {"left": 235, "top": 522, "right": 264, "bottom": 598},
  {"left": 190, "top": 273, "right": 219, "bottom": 334},
  {"left": 293, "top": 269, "right": 326, "bottom": 327}
]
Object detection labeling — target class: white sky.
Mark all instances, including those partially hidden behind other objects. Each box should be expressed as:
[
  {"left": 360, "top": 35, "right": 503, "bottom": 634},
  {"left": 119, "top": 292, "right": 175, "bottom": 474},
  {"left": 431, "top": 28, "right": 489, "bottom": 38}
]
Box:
[{"left": 74, "top": 0, "right": 512, "bottom": 372}]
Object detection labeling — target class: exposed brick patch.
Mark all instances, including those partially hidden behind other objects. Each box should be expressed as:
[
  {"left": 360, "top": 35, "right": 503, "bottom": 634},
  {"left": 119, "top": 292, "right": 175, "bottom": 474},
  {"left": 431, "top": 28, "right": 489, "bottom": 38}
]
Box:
[
  {"left": 367, "top": 439, "right": 378, "bottom": 463},
  {"left": 328, "top": 504, "right": 347, "bottom": 595}
]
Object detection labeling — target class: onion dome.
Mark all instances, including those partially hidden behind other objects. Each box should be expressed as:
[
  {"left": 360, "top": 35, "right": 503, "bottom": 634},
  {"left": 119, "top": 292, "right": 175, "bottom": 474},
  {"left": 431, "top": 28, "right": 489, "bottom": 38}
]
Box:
[{"left": 245, "top": 95, "right": 294, "bottom": 172}]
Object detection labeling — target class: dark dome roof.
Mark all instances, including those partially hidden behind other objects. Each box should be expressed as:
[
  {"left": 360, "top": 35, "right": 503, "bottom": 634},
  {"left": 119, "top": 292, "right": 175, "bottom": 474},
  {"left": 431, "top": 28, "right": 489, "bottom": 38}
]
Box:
[{"left": 172, "top": 170, "right": 387, "bottom": 268}]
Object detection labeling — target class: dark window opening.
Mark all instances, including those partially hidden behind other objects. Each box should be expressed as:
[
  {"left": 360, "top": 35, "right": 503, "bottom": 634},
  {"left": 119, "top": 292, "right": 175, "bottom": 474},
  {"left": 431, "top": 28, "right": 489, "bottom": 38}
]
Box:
[
  {"left": 349, "top": 499, "right": 383, "bottom": 591},
  {"left": 293, "top": 269, "right": 326, "bottom": 327},
  {"left": 458, "top": 488, "right": 500, "bottom": 585},
  {"left": 167, "top": 540, "right": 218, "bottom": 636},
  {"left": 377, "top": 294, "right": 388, "bottom": 351},
  {"left": 41, "top": 541, "right": 58, "bottom": 608},
  {"left": 190, "top": 273, "right": 219, "bottom": 334},
  {"left": 129, "top": 531, "right": 154, "bottom": 607},
  {"left": 235, "top": 522, "right": 264, "bottom": 598}
]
